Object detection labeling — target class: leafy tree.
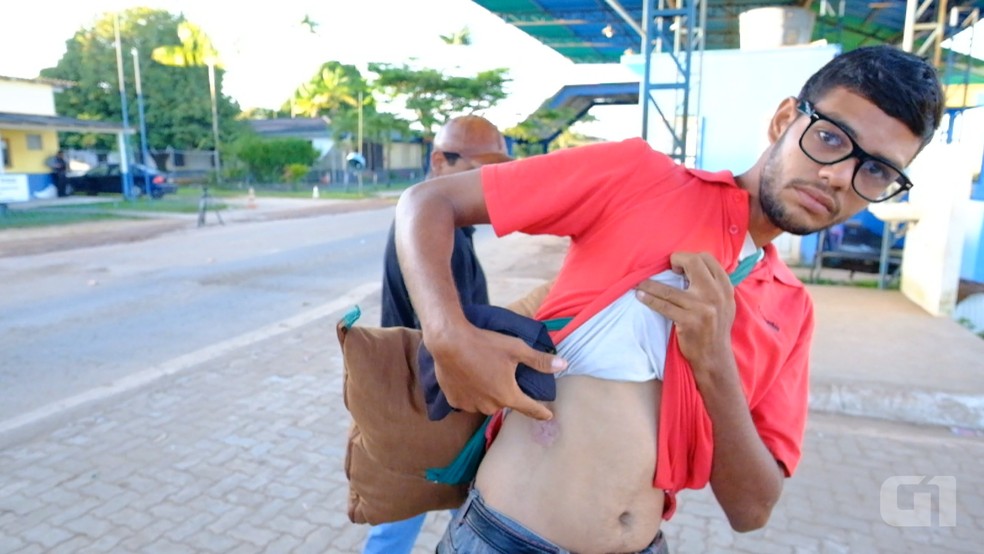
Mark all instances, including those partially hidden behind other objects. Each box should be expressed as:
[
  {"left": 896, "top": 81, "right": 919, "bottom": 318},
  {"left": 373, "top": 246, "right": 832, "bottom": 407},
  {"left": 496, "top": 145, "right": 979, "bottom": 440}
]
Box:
[
  {"left": 39, "top": 9, "right": 243, "bottom": 152},
  {"left": 285, "top": 62, "right": 417, "bottom": 170},
  {"left": 368, "top": 63, "right": 509, "bottom": 138},
  {"left": 152, "top": 20, "right": 231, "bottom": 176},
  {"left": 231, "top": 136, "right": 318, "bottom": 183},
  {"left": 505, "top": 106, "right": 597, "bottom": 156}
]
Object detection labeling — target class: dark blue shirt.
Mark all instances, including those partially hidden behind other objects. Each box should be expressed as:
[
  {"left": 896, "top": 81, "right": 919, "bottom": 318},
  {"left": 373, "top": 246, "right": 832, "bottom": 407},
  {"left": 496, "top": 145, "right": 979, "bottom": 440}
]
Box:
[{"left": 380, "top": 222, "right": 489, "bottom": 329}]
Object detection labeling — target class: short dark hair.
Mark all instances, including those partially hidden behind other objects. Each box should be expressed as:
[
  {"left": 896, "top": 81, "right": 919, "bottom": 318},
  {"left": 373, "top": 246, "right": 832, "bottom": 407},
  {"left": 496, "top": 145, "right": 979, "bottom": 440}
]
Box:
[{"left": 797, "top": 45, "right": 944, "bottom": 146}]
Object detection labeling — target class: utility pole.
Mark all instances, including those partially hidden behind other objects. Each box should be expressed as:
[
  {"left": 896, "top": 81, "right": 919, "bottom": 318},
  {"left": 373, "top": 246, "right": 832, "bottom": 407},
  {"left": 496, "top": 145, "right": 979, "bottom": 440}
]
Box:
[
  {"left": 207, "top": 57, "right": 222, "bottom": 182},
  {"left": 357, "top": 90, "right": 363, "bottom": 195},
  {"left": 131, "top": 48, "right": 151, "bottom": 197},
  {"left": 113, "top": 14, "right": 135, "bottom": 199}
]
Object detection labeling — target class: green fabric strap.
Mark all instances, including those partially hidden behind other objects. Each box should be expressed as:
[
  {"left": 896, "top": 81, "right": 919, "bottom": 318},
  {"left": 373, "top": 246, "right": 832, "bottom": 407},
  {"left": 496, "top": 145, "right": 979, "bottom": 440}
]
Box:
[
  {"left": 543, "top": 317, "right": 573, "bottom": 331},
  {"left": 340, "top": 305, "right": 361, "bottom": 330},
  {"left": 425, "top": 416, "right": 492, "bottom": 485},
  {"left": 729, "top": 249, "right": 764, "bottom": 287}
]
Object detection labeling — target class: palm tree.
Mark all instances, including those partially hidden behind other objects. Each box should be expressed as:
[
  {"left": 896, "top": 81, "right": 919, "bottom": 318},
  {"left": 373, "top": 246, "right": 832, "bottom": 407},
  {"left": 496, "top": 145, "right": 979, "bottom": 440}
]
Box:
[
  {"left": 152, "top": 21, "right": 223, "bottom": 178},
  {"left": 300, "top": 14, "right": 319, "bottom": 34},
  {"left": 439, "top": 26, "right": 472, "bottom": 45},
  {"left": 290, "top": 63, "right": 361, "bottom": 118}
]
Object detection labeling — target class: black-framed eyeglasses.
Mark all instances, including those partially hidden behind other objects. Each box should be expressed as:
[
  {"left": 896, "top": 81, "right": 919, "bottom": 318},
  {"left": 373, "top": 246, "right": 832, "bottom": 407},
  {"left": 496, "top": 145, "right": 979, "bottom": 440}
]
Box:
[
  {"left": 796, "top": 99, "right": 913, "bottom": 202},
  {"left": 440, "top": 151, "right": 462, "bottom": 165}
]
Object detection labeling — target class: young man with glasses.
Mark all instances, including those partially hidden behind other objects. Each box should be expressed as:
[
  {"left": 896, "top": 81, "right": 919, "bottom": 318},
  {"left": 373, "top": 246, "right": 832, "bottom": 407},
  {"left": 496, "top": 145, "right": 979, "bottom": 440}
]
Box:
[
  {"left": 395, "top": 46, "right": 944, "bottom": 553},
  {"left": 366, "top": 115, "right": 512, "bottom": 554}
]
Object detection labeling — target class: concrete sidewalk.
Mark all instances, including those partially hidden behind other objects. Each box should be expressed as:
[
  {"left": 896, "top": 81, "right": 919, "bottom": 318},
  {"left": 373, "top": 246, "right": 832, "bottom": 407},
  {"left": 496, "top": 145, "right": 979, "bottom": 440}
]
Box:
[
  {"left": 1, "top": 230, "right": 982, "bottom": 553},
  {"left": 807, "top": 284, "right": 984, "bottom": 431}
]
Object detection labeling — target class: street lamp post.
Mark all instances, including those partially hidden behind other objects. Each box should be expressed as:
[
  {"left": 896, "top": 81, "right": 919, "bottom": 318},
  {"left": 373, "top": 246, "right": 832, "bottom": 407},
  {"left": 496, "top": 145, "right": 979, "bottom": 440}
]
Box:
[{"left": 131, "top": 48, "right": 151, "bottom": 197}]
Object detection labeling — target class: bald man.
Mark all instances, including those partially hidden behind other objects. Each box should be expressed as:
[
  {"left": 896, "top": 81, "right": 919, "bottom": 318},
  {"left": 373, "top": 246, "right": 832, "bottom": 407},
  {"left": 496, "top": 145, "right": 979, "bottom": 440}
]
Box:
[
  {"left": 367, "top": 115, "right": 512, "bottom": 553},
  {"left": 379, "top": 115, "right": 512, "bottom": 329}
]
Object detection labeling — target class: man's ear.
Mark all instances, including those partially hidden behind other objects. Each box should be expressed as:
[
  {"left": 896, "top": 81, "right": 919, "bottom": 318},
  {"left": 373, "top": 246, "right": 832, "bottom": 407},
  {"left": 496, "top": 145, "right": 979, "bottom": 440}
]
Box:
[{"left": 768, "top": 97, "right": 800, "bottom": 144}]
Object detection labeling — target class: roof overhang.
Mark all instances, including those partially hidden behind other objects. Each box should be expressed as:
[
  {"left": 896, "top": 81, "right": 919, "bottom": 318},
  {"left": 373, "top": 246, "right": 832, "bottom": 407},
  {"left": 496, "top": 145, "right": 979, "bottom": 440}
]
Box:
[
  {"left": 472, "top": 0, "right": 984, "bottom": 63},
  {"left": 0, "top": 75, "right": 76, "bottom": 89},
  {"left": 0, "top": 112, "right": 130, "bottom": 134},
  {"left": 516, "top": 81, "right": 640, "bottom": 144}
]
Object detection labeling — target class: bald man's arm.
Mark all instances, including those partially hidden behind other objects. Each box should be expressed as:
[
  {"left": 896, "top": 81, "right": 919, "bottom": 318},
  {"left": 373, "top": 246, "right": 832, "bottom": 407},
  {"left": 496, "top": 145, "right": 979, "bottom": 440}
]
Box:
[
  {"left": 395, "top": 170, "right": 488, "bottom": 333},
  {"left": 395, "top": 170, "right": 565, "bottom": 420}
]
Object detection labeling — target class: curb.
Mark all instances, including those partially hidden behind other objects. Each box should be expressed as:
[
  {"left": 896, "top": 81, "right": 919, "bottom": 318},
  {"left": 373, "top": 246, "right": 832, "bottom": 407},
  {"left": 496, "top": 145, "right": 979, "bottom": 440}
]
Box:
[{"left": 809, "top": 380, "right": 984, "bottom": 431}]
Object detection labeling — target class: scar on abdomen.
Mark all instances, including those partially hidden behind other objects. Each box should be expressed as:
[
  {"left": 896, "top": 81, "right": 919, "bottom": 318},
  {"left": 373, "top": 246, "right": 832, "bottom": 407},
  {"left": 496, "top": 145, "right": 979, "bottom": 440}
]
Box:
[{"left": 532, "top": 419, "right": 560, "bottom": 446}]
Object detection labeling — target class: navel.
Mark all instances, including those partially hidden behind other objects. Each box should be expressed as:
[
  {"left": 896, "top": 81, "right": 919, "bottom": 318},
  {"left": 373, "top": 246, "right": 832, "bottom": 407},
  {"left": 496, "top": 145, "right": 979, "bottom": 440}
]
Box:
[{"left": 619, "top": 511, "right": 633, "bottom": 527}]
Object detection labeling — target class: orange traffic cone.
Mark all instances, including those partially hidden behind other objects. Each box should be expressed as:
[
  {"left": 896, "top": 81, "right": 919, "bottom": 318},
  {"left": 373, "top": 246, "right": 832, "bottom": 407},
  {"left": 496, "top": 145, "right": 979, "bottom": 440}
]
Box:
[{"left": 247, "top": 187, "right": 256, "bottom": 209}]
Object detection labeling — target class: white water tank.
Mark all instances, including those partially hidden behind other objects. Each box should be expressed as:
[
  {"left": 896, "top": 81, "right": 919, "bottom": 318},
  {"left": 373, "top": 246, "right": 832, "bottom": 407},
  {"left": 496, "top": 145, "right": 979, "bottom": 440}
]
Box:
[{"left": 739, "top": 7, "right": 816, "bottom": 50}]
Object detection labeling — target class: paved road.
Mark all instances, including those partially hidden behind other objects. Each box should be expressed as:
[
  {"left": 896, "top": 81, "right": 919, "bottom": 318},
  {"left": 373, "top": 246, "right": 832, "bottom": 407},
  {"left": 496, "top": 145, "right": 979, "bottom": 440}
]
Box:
[{"left": 0, "top": 206, "right": 409, "bottom": 423}]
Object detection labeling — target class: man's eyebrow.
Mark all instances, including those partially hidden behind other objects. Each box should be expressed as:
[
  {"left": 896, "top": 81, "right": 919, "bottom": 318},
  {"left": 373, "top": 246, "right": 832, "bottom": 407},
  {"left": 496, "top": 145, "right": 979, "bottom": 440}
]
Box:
[
  {"left": 826, "top": 112, "right": 859, "bottom": 141},
  {"left": 828, "top": 111, "right": 907, "bottom": 168}
]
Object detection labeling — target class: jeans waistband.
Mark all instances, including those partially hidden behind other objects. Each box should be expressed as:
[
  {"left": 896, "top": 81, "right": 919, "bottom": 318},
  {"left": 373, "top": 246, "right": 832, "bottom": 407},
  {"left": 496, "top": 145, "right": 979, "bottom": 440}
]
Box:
[
  {"left": 459, "top": 489, "right": 668, "bottom": 554},
  {"left": 459, "top": 489, "right": 566, "bottom": 554}
]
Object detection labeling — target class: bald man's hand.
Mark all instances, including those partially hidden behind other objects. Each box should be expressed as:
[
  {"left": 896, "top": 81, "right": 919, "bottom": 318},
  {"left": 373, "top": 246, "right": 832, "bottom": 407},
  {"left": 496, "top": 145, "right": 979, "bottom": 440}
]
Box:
[{"left": 425, "top": 324, "right": 567, "bottom": 421}]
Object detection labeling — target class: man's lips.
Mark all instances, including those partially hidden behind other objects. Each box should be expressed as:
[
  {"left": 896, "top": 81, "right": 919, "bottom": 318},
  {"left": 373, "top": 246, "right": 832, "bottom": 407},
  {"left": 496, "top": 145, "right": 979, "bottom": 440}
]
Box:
[{"left": 793, "top": 185, "right": 835, "bottom": 215}]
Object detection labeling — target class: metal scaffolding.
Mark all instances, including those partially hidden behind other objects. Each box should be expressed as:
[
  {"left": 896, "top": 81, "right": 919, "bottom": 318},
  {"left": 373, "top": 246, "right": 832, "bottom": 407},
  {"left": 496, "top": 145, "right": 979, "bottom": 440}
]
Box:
[{"left": 634, "top": 0, "right": 705, "bottom": 165}]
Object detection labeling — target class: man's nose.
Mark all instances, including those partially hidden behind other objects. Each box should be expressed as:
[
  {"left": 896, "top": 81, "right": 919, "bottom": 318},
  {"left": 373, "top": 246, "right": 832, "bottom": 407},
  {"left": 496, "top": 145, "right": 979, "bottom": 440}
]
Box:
[{"left": 817, "top": 158, "right": 856, "bottom": 191}]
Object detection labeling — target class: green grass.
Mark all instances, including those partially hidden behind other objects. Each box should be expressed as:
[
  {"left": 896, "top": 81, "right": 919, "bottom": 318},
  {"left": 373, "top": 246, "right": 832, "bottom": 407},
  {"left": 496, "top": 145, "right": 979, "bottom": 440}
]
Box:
[
  {"left": 807, "top": 277, "right": 887, "bottom": 289},
  {"left": 24, "top": 195, "right": 223, "bottom": 214},
  {"left": 201, "top": 180, "right": 414, "bottom": 200},
  {"left": 0, "top": 180, "right": 411, "bottom": 230},
  {"left": 0, "top": 194, "right": 219, "bottom": 230},
  {"left": 0, "top": 207, "right": 130, "bottom": 229}
]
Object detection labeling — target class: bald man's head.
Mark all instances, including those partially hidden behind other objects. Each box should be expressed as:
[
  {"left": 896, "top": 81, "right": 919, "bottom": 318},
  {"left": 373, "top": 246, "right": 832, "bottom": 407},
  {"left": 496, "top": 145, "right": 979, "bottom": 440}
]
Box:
[{"left": 432, "top": 115, "right": 512, "bottom": 168}]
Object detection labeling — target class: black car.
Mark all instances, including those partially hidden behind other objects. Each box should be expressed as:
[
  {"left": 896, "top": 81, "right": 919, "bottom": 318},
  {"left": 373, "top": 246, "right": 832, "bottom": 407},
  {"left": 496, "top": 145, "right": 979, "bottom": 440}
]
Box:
[{"left": 68, "top": 163, "right": 178, "bottom": 198}]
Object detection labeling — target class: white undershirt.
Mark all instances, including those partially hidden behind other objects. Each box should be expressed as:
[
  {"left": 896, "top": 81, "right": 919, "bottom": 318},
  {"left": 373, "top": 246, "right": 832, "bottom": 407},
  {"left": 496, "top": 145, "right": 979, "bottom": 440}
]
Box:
[{"left": 555, "top": 234, "right": 760, "bottom": 383}]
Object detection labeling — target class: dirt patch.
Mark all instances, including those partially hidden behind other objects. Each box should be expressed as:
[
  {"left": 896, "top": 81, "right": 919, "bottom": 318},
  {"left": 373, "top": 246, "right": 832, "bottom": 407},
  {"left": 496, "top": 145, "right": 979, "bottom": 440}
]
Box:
[
  {"left": 0, "top": 197, "right": 396, "bottom": 258},
  {"left": 238, "top": 197, "right": 395, "bottom": 222},
  {"left": 0, "top": 219, "right": 190, "bottom": 258}
]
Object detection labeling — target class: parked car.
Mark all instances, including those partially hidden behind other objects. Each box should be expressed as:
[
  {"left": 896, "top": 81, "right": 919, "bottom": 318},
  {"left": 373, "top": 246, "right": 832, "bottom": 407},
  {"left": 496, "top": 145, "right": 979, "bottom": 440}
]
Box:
[{"left": 67, "top": 163, "right": 178, "bottom": 198}]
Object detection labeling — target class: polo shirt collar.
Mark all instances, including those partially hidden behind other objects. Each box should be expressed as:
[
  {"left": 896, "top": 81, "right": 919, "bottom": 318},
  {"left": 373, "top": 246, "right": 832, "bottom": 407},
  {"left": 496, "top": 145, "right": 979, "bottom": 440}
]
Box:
[
  {"left": 746, "top": 244, "right": 804, "bottom": 287},
  {"left": 685, "top": 168, "right": 800, "bottom": 288},
  {"left": 687, "top": 166, "right": 739, "bottom": 187}
]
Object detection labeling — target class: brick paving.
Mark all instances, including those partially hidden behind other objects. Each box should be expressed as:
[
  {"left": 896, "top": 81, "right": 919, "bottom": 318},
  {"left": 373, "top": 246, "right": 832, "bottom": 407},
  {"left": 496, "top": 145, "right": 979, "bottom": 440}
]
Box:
[{"left": 1, "top": 232, "right": 983, "bottom": 553}]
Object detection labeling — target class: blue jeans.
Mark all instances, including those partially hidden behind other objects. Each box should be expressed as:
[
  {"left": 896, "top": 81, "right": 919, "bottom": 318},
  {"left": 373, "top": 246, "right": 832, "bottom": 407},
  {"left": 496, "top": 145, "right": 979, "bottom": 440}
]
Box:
[
  {"left": 362, "top": 514, "right": 426, "bottom": 554},
  {"left": 363, "top": 510, "right": 460, "bottom": 554},
  {"left": 437, "top": 489, "right": 669, "bottom": 554}
]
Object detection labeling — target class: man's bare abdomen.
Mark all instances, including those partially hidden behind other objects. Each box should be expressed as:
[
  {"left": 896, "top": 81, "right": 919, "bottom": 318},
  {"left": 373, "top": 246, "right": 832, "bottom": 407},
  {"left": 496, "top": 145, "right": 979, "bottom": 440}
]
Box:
[{"left": 475, "top": 376, "right": 664, "bottom": 554}]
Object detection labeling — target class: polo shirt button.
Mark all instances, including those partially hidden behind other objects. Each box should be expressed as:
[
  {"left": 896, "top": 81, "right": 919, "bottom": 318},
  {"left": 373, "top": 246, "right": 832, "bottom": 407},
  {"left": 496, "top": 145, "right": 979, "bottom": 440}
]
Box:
[{"left": 729, "top": 225, "right": 739, "bottom": 234}]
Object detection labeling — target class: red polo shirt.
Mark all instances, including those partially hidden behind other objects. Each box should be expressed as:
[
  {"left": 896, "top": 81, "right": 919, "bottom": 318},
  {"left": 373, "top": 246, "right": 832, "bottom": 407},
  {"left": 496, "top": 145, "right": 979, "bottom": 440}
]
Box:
[{"left": 482, "top": 138, "right": 813, "bottom": 518}]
